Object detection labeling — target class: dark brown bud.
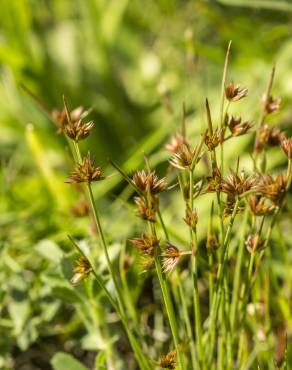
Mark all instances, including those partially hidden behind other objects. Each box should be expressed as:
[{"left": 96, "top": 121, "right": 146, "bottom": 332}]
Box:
[
  {"left": 51, "top": 106, "right": 91, "bottom": 134},
  {"left": 183, "top": 205, "right": 198, "bottom": 230},
  {"left": 67, "top": 153, "right": 104, "bottom": 184},
  {"left": 134, "top": 195, "right": 158, "bottom": 222},
  {"left": 281, "top": 137, "right": 292, "bottom": 159},
  {"left": 63, "top": 118, "right": 94, "bottom": 142},
  {"left": 225, "top": 82, "right": 248, "bottom": 102},
  {"left": 220, "top": 170, "right": 257, "bottom": 196},
  {"left": 71, "top": 256, "right": 92, "bottom": 285},
  {"left": 245, "top": 234, "right": 265, "bottom": 254},
  {"left": 254, "top": 124, "right": 284, "bottom": 153},
  {"left": 261, "top": 93, "right": 281, "bottom": 114},
  {"left": 204, "top": 129, "right": 224, "bottom": 151},
  {"left": 228, "top": 116, "right": 251, "bottom": 137},
  {"left": 204, "top": 167, "right": 222, "bottom": 193}
]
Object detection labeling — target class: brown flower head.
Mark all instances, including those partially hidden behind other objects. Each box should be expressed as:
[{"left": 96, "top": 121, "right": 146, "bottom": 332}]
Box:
[
  {"left": 161, "top": 245, "right": 182, "bottom": 274},
  {"left": 134, "top": 195, "right": 158, "bottom": 222},
  {"left": 227, "top": 116, "right": 252, "bottom": 137},
  {"left": 254, "top": 124, "right": 284, "bottom": 152},
  {"left": 51, "top": 106, "right": 90, "bottom": 134},
  {"left": 225, "top": 82, "right": 248, "bottom": 102},
  {"left": 71, "top": 198, "right": 90, "bottom": 217},
  {"left": 71, "top": 256, "right": 92, "bottom": 285},
  {"left": 245, "top": 234, "right": 266, "bottom": 254},
  {"left": 169, "top": 144, "right": 195, "bottom": 170},
  {"left": 256, "top": 174, "right": 286, "bottom": 204},
  {"left": 129, "top": 234, "right": 159, "bottom": 256},
  {"left": 261, "top": 93, "right": 281, "bottom": 114},
  {"left": 165, "top": 133, "right": 189, "bottom": 153},
  {"left": 63, "top": 117, "right": 94, "bottom": 142},
  {"left": 158, "top": 349, "right": 177, "bottom": 369},
  {"left": 204, "top": 129, "right": 224, "bottom": 151},
  {"left": 223, "top": 194, "right": 244, "bottom": 218},
  {"left": 220, "top": 170, "right": 257, "bottom": 196},
  {"left": 204, "top": 167, "right": 222, "bottom": 193},
  {"left": 281, "top": 137, "right": 292, "bottom": 159},
  {"left": 67, "top": 153, "right": 104, "bottom": 184},
  {"left": 248, "top": 195, "right": 276, "bottom": 216},
  {"left": 183, "top": 205, "right": 198, "bottom": 230},
  {"left": 132, "top": 170, "right": 166, "bottom": 195}
]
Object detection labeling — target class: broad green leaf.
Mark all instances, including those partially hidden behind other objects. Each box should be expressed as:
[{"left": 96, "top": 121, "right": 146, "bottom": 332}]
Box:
[{"left": 51, "top": 352, "right": 88, "bottom": 370}]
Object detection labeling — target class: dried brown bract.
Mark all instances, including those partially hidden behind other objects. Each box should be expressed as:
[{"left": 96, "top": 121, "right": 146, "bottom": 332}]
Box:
[
  {"left": 134, "top": 195, "right": 157, "bottom": 222},
  {"left": 71, "top": 256, "right": 92, "bottom": 285},
  {"left": 254, "top": 124, "right": 284, "bottom": 152},
  {"left": 225, "top": 82, "right": 248, "bottom": 102},
  {"left": 161, "top": 245, "right": 182, "bottom": 274},
  {"left": 261, "top": 93, "right": 281, "bottom": 114},
  {"left": 132, "top": 170, "right": 166, "bottom": 195},
  {"left": 204, "top": 167, "right": 222, "bottom": 193},
  {"left": 204, "top": 129, "right": 224, "bottom": 151},
  {"left": 169, "top": 144, "right": 195, "bottom": 170},
  {"left": 256, "top": 174, "right": 286, "bottom": 204},
  {"left": 220, "top": 170, "right": 257, "bottom": 196},
  {"left": 158, "top": 349, "right": 177, "bottom": 369},
  {"left": 67, "top": 153, "right": 104, "bottom": 184},
  {"left": 183, "top": 205, "right": 198, "bottom": 230},
  {"left": 281, "top": 137, "right": 292, "bottom": 159},
  {"left": 245, "top": 234, "right": 266, "bottom": 254},
  {"left": 248, "top": 195, "right": 276, "bottom": 216},
  {"left": 165, "top": 133, "right": 189, "bottom": 153},
  {"left": 51, "top": 106, "right": 91, "bottom": 134},
  {"left": 227, "top": 116, "right": 251, "bottom": 137},
  {"left": 129, "top": 234, "right": 159, "bottom": 256}
]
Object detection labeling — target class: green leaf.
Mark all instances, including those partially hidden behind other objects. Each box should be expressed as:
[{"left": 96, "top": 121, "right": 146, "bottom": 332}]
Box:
[
  {"left": 95, "top": 351, "right": 106, "bottom": 370},
  {"left": 52, "top": 286, "right": 82, "bottom": 304},
  {"left": 51, "top": 352, "right": 88, "bottom": 370}
]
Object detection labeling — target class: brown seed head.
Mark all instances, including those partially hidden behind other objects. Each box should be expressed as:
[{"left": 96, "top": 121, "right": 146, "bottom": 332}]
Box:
[
  {"left": 158, "top": 349, "right": 177, "bottom": 369},
  {"left": 225, "top": 82, "right": 248, "bottom": 102},
  {"left": 71, "top": 256, "right": 92, "bottom": 285},
  {"left": 51, "top": 106, "right": 90, "bottom": 134},
  {"left": 183, "top": 205, "right": 198, "bottom": 230},
  {"left": 261, "top": 93, "right": 281, "bottom": 114},
  {"left": 169, "top": 144, "right": 195, "bottom": 170},
  {"left": 128, "top": 234, "right": 159, "bottom": 256},
  {"left": 204, "top": 167, "right": 222, "bottom": 193},
  {"left": 204, "top": 129, "right": 224, "bottom": 151},
  {"left": 254, "top": 124, "right": 284, "bottom": 152},
  {"left": 245, "top": 234, "right": 266, "bottom": 254},
  {"left": 228, "top": 116, "right": 252, "bottom": 137},
  {"left": 281, "top": 137, "right": 292, "bottom": 159},
  {"left": 132, "top": 170, "right": 166, "bottom": 195},
  {"left": 134, "top": 195, "right": 158, "bottom": 222},
  {"left": 161, "top": 245, "right": 182, "bottom": 274},
  {"left": 220, "top": 170, "right": 257, "bottom": 196},
  {"left": 63, "top": 118, "right": 94, "bottom": 142},
  {"left": 165, "top": 133, "right": 189, "bottom": 153},
  {"left": 256, "top": 174, "right": 286, "bottom": 204},
  {"left": 248, "top": 195, "right": 276, "bottom": 216},
  {"left": 67, "top": 153, "right": 104, "bottom": 184}
]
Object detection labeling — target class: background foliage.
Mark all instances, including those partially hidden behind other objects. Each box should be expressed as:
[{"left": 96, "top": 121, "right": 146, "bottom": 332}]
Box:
[{"left": 0, "top": 0, "right": 292, "bottom": 369}]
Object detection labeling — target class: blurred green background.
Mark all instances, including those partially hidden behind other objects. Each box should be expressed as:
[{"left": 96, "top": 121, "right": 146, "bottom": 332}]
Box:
[{"left": 1, "top": 0, "right": 292, "bottom": 369}]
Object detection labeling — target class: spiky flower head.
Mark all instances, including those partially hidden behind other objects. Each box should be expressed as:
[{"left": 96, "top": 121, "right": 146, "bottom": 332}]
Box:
[
  {"left": 220, "top": 170, "right": 257, "bottom": 196},
  {"left": 67, "top": 153, "right": 104, "bottom": 184},
  {"left": 169, "top": 144, "right": 195, "bottom": 170},
  {"left": 183, "top": 205, "right": 198, "bottom": 230},
  {"left": 281, "top": 137, "right": 292, "bottom": 159},
  {"left": 51, "top": 106, "right": 91, "bottom": 134},
  {"left": 128, "top": 234, "right": 159, "bottom": 256},
  {"left": 165, "top": 133, "right": 189, "bottom": 153},
  {"left": 261, "top": 93, "right": 281, "bottom": 114},
  {"left": 70, "top": 256, "right": 92, "bottom": 285},
  {"left": 227, "top": 116, "right": 252, "bottom": 137},
  {"left": 256, "top": 174, "right": 286, "bottom": 204},
  {"left": 245, "top": 234, "right": 266, "bottom": 254},
  {"left": 204, "top": 129, "right": 224, "bottom": 151},
  {"left": 254, "top": 124, "right": 284, "bottom": 153},
  {"left": 134, "top": 196, "right": 157, "bottom": 223},
  {"left": 158, "top": 349, "right": 177, "bottom": 369},
  {"left": 248, "top": 195, "right": 276, "bottom": 216},
  {"left": 132, "top": 170, "right": 166, "bottom": 195},
  {"left": 225, "top": 82, "right": 248, "bottom": 102},
  {"left": 204, "top": 167, "right": 222, "bottom": 193},
  {"left": 161, "top": 245, "right": 182, "bottom": 274}
]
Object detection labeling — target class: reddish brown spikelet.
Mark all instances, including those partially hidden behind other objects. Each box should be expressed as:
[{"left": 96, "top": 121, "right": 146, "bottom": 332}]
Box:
[
  {"left": 161, "top": 245, "right": 182, "bottom": 274},
  {"left": 128, "top": 234, "right": 159, "bottom": 256},
  {"left": 204, "top": 129, "right": 224, "bottom": 151},
  {"left": 71, "top": 256, "right": 92, "bottom": 285},
  {"left": 220, "top": 170, "right": 257, "bottom": 196},
  {"left": 248, "top": 195, "right": 276, "bottom": 216},
  {"left": 165, "top": 133, "right": 189, "bottom": 153},
  {"left": 228, "top": 116, "right": 251, "bottom": 137},
  {"left": 67, "top": 152, "right": 104, "bottom": 184},
  {"left": 256, "top": 174, "right": 286, "bottom": 204},
  {"left": 254, "top": 124, "right": 284, "bottom": 152},
  {"left": 225, "top": 82, "right": 248, "bottom": 102},
  {"left": 281, "top": 137, "right": 292, "bottom": 159},
  {"left": 51, "top": 106, "right": 90, "bottom": 134},
  {"left": 134, "top": 195, "right": 157, "bottom": 222},
  {"left": 169, "top": 144, "right": 195, "bottom": 170},
  {"left": 158, "top": 349, "right": 177, "bottom": 369},
  {"left": 261, "top": 93, "right": 281, "bottom": 114},
  {"left": 183, "top": 205, "right": 198, "bottom": 230},
  {"left": 245, "top": 234, "right": 266, "bottom": 254},
  {"left": 132, "top": 170, "right": 166, "bottom": 195},
  {"left": 204, "top": 167, "right": 222, "bottom": 193}
]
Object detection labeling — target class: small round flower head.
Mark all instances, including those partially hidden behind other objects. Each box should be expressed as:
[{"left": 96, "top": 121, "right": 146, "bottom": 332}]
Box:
[
  {"left": 67, "top": 153, "right": 104, "bottom": 184},
  {"left": 132, "top": 170, "right": 166, "bottom": 195},
  {"left": 161, "top": 245, "right": 182, "bottom": 274},
  {"left": 64, "top": 118, "right": 94, "bottom": 142},
  {"left": 220, "top": 170, "right": 257, "bottom": 196},
  {"left": 228, "top": 116, "right": 252, "bottom": 137},
  {"left": 225, "top": 82, "right": 248, "bottom": 102},
  {"left": 70, "top": 256, "right": 92, "bottom": 285},
  {"left": 245, "top": 234, "right": 265, "bottom": 254},
  {"left": 256, "top": 174, "right": 286, "bottom": 204},
  {"left": 51, "top": 106, "right": 90, "bottom": 134},
  {"left": 281, "top": 137, "right": 292, "bottom": 159},
  {"left": 261, "top": 93, "right": 281, "bottom": 114},
  {"left": 169, "top": 144, "right": 195, "bottom": 170},
  {"left": 158, "top": 349, "right": 177, "bottom": 369},
  {"left": 128, "top": 234, "right": 159, "bottom": 256},
  {"left": 204, "top": 129, "right": 224, "bottom": 151},
  {"left": 134, "top": 195, "right": 157, "bottom": 222}
]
